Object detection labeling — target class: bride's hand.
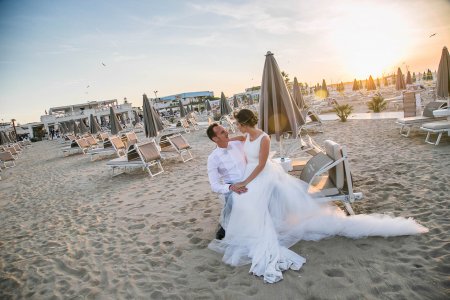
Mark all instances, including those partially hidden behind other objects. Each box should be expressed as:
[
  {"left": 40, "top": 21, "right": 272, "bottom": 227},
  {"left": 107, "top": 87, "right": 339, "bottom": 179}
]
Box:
[{"left": 234, "top": 182, "right": 246, "bottom": 189}]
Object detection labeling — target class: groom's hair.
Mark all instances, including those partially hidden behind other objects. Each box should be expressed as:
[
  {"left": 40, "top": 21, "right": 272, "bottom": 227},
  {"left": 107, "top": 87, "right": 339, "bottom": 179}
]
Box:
[{"left": 206, "top": 123, "right": 219, "bottom": 141}]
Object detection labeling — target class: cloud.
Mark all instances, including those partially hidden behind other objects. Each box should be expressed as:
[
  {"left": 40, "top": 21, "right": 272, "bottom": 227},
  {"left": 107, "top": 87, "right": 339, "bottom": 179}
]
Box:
[
  {"left": 188, "top": 0, "right": 332, "bottom": 35},
  {"left": 113, "top": 53, "right": 147, "bottom": 62}
]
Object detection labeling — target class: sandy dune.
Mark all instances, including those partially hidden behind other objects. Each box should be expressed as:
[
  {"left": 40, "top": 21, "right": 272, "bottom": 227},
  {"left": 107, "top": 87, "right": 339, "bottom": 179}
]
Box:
[{"left": 1, "top": 115, "right": 449, "bottom": 299}]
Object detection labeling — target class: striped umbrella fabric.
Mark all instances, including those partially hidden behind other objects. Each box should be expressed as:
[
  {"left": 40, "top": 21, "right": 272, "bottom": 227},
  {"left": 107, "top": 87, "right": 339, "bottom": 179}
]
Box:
[
  {"left": 72, "top": 120, "right": 80, "bottom": 136},
  {"left": 205, "top": 100, "right": 212, "bottom": 111},
  {"left": 396, "top": 67, "right": 406, "bottom": 90},
  {"left": 89, "top": 114, "right": 102, "bottom": 134},
  {"left": 220, "top": 92, "right": 233, "bottom": 116},
  {"left": 436, "top": 46, "right": 450, "bottom": 104},
  {"left": 143, "top": 94, "right": 163, "bottom": 138},
  {"left": 178, "top": 100, "right": 187, "bottom": 118},
  {"left": 109, "top": 107, "right": 123, "bottom": 135},
  {"left": 79, "top": 118, "right": 89, "bottom": 134},
  {"left": 293, "top": 77, "right": 305, "bottom": 110},
  {"left": 258, "top": 51, "right": 299, "bottom": 141},
  {"left": 133, "top": 110, "right": 141, "bottom": 124}
]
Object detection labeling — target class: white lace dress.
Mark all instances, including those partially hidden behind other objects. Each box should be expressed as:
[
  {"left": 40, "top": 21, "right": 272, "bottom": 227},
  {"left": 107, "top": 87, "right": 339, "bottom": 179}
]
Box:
[{"left": 208, "top": 133, "right": 428, "bottom": 283}]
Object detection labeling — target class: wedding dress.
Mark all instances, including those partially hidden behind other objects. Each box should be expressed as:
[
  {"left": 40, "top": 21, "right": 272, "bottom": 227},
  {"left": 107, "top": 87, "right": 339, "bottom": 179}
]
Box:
[{"left": 208, "top": 132, "right": 428, "bottom": 283}]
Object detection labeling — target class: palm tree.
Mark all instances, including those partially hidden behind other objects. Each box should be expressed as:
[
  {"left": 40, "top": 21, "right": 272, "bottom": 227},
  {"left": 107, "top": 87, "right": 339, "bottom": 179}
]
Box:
[
  {"left": 367, "top": 94, "right": 387, "bottom": 112},
  {"left": 334, "top": 103, "right": 353, "bottom": 122},
  {"left": 281, "top": 71, "right": 290, "bottom": 84}
]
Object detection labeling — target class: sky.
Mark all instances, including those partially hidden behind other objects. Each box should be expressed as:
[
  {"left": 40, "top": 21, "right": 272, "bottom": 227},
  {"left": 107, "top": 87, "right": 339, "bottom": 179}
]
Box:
[{"left": 1, "top": 0, "right": 449, "bottom": 124}]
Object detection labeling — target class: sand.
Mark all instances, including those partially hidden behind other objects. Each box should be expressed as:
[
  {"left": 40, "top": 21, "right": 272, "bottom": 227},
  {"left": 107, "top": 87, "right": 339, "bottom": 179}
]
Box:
[{"left": 1, "top": 97, "right": 449, "bottom": 299}]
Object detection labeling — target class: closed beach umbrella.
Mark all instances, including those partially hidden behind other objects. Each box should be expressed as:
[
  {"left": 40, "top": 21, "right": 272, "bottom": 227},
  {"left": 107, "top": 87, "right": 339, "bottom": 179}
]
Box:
[
  {"left": 5, "top": 131, "right": 12, "bottom": 143},
  {"left": 150, "top": 102, "right": 164, "bottom": 131},
  {"left": 436, "top": 46, "right": 450, "bottom": 105},
  {"left": 89, "top": 114, "right": 101, "bottom": 134},
  {"left": 293, "top": 77, "right": 305, "bottom": 110},
  {"left": 248, "top": 94, "right": 254, "bottom": 105},
  {"left": 0, "top": 131, "right": 5, "bottom": 145},
  {"left": 367, "top": 75, "right": 376, "bottom": 91},
  {"left": 396, "top": 67, "right": 406, "bottom": 90},
  {"left": 259, "top": 51, "right": 299, "bottom": 142},
  {"left": 178, "top": 100, "right": 187, "bottom": 118},
  {"left": 66, "top": 121, "right": 74, "bottom": 134},
  {"left": 79, "top": 118, "right": 89, "bottom": 134},
  {"left": 133, "top": 110, "right": 141, "bottom": 124},
  {"left": 109, "top": 107, "right": 123, "bottom": 135},
  {"left": 0, "top": 131, "right": 8, "bottom": 144},
  {"left": 72, "top": 120, "right": 79, "bottom": 136},
  {"left": 205, "top": 100, "right": 212, "bottom": 111},
  {"left": 220, "top": 92, "right": 233, "bottom": 116},
  {"left": 58, "top": 123, "right": 65, "bottom": 135},
  {"left": 143, "top": 94, "right": 161, "bottom": 138},
  {"left": 233, "top": 95, "right": 239, "bottom": 108},
  {"left": 63, "top": 122, "right": 70, "bottom": 134},
  {"left": 9, "top": 131, "right": 16, "bottom": 142}
]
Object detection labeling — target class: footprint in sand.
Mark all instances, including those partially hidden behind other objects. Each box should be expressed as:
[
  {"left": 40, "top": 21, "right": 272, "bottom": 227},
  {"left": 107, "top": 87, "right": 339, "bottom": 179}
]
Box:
[{"left": 324, "top": 269, "right": 345, "bottom": 277}]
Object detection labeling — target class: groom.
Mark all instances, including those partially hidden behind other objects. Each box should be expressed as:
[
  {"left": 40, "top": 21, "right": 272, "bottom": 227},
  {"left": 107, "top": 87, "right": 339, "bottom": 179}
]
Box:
[{"left": 206, "top": 123, "right": 247, "bottom": 240}]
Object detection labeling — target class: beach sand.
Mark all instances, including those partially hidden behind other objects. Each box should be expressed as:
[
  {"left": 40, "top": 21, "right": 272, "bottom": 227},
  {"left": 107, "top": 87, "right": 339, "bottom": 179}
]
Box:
[{"left": 1, "top": 111, "right": 449, "bottom": 299}]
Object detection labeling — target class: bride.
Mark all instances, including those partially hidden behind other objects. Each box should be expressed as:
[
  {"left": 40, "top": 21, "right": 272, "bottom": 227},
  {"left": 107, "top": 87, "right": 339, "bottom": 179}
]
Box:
[{"left": 208, "top": 109, "right": 428, "bottom": 284}]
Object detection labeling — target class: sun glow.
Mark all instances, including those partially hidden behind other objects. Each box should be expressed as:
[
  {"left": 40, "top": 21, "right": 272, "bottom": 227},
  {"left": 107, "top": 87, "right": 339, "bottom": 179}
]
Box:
[{"left": 329, "top": 2, "right": 414, "bottom": 80}]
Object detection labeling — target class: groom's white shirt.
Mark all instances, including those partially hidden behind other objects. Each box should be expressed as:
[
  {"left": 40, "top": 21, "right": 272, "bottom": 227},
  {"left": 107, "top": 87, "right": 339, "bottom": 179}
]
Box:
[{"left": 207, "top": 141, "right": 246, "bottom": 194}]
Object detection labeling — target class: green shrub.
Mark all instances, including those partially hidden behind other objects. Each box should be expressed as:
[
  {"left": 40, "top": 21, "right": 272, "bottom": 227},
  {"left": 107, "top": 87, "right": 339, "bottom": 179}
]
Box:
[
  {"left": 367, "top": 94, "right": 387, "bottom": 113},
  {"left": 334, "top": 104, "right": 353, "bottom": 122}
]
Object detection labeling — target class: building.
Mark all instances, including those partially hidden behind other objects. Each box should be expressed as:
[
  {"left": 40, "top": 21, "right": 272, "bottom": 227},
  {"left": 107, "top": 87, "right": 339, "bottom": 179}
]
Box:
[
  {"left": 153, "top": 91, "right": 214, "bottom": 109},
  {"left": 32, "top": 99, "right": 136, "bottom": 138}
]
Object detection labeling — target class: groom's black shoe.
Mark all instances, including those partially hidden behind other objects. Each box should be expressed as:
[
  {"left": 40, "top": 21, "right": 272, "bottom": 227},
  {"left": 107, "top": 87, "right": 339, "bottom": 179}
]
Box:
[{"left": 216, "top": 226, "right": 225, "bottom": 240}]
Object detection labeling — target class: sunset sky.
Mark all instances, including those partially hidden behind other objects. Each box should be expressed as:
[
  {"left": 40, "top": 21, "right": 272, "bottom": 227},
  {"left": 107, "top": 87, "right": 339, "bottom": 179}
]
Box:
[{"left": 1, "top": 0, "right": 449, "bottom": 124}]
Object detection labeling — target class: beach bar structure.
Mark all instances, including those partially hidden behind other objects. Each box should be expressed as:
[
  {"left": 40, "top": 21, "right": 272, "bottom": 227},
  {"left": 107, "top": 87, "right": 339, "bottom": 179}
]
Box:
[{"left": 39, "top": 99, "right": 136, "bottom": 137}]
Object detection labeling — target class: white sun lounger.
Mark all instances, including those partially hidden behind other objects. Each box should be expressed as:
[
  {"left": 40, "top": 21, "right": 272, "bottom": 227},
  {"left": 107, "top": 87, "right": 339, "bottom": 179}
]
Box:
[
  {"left": 299, "top": 140, "right": 363, "bottom": 215},
  {"left": 420, "top": 121, "right": 450, "bottom": 146}
]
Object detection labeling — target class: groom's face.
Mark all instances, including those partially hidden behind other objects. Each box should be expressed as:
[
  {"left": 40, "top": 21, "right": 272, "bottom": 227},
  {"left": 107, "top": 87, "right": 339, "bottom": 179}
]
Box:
[{"left": 212, "top": 125, "right": 229, "bottom": 144}]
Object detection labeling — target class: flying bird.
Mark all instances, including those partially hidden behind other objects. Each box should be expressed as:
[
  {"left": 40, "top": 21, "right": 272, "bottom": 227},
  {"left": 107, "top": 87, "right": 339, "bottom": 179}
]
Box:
[
  {"left": 429, "top": 33, "right": 436, "bottom": 38},
  {"left": 102, "top": 62, "right": 106, "bottom": 66},
  {"left": 86, "top": 85, "right": 90, "bottom": 88}
]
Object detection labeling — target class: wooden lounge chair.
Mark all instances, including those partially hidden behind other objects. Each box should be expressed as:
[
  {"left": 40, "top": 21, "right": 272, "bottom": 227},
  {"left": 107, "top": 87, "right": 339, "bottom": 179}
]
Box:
[
  {"left": 396, "top": 101, "right": 447, "bottom": 137},
  {"left": 165, "top": 134, "right": 193, "bottom": 162},
  {"left": 109, "top": 136, "right": 127, "bottom": 157},
  {"left": 61, "top": 138, "right": 89, "bottom": 156},
  {"left": 188, "top": 118, "right": 200, "bottom": 130},
  {"left": 125, "top": 131, "right": 139, "bottom": 146},
  {"left": 302, "top": 108, "right": 324, "bottom": 133},
  {"left": 298, "top": 140, "right": 363, "bottom": 215},
  {"left": 106, "top": 140, "right": 164, "bottom": 177},
  {"left": 4, "top": 147, "right": 19, "bottom": 159},
  {"left": 0, "top": 151, "right": 16, "bottom": 168},
  {"left": 402, "top": 91, "right": 417, "bottom": 118},
  {"left": 98, "top": 132, "right": 109, "bottom": 142},
  {"left": 86, "top": 137, "right": 117, "bottom": 160},
  {"left": 180, "top": 118, "right": 191, "bottom": 133},
  {"left": 85, "top": 135, "right": 101, "bottom": 148}
]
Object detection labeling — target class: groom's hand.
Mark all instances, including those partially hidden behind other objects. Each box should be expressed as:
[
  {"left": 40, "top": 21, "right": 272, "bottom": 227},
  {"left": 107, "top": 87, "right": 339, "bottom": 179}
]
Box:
[{"left": 229, "top": 184, "right": 248, "bottom": 194}]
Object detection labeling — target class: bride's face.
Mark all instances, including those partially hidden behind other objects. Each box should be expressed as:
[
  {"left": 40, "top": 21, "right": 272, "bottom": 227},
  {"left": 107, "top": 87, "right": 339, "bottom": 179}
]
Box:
[{"left": 237, "top": 122, "right": 247, "bottom": 133}]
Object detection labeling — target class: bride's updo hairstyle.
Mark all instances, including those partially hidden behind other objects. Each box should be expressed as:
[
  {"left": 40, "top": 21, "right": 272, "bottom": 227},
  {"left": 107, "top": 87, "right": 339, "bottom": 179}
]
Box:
[{"left": 234, "top": 109, "right": 258, "bottom": 127}]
